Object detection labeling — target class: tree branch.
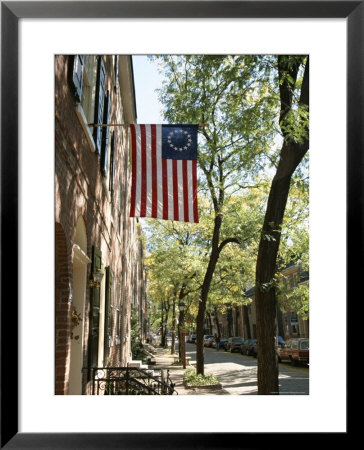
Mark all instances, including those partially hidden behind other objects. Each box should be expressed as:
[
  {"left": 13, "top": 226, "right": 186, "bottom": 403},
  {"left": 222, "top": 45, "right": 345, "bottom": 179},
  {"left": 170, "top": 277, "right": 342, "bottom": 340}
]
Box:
[{"left": 217, "top": 237, "right": 241, "bottom": 258}]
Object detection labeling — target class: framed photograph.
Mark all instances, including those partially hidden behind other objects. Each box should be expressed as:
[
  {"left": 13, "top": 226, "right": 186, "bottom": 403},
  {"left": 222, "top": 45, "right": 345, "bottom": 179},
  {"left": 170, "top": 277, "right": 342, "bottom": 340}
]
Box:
[{"left": 1, "top": 1, "right": 356, "bottom": 447}]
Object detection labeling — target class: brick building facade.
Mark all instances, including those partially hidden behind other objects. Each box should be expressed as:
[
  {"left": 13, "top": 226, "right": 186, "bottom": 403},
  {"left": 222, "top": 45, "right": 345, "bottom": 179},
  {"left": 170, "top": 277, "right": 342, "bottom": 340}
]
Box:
[
  {"left": 208, "top": 264, "right": 309, "bottom": 341},
  {"left": 55, "top": 55, "right": 147, "bottom": 395}
]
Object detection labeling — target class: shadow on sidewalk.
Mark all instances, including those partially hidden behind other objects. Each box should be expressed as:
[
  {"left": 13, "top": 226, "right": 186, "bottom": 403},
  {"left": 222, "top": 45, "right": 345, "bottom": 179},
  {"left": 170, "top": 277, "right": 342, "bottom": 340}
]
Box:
[{"left": 151, "top": 347, "right": 230, "bottom": 395}]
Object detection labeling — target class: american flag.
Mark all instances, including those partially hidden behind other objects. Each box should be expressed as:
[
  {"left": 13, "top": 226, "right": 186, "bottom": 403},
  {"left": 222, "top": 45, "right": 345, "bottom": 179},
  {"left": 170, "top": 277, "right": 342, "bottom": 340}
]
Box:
[{"left": 129, "top": 124, "right": 199, "bottom": 223}]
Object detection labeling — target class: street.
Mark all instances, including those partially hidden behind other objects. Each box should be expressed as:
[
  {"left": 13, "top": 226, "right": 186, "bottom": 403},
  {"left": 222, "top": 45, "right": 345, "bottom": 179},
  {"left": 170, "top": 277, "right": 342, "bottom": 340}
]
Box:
[{"left": 184, "top": 343, "right": 309, "bottom": 395}]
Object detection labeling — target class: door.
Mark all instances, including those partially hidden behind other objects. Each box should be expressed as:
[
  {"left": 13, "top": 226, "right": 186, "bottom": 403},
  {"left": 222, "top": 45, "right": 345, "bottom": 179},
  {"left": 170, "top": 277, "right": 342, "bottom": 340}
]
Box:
[
  {"left": 104, "top": 267, "right": 113, "bottom": 365},
  {"left": 88, "top": 246, "right": 102, "bottom": 378}
]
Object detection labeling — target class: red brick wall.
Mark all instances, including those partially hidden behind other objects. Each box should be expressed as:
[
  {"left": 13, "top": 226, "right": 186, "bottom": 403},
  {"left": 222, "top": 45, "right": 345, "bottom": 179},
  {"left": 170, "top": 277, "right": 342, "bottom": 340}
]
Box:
[
  {"left": 55, "top": 222, "right": 72, "bottom": 394},
  {"left": 55, "top": 55, "right": 146, "bottom": 394}
]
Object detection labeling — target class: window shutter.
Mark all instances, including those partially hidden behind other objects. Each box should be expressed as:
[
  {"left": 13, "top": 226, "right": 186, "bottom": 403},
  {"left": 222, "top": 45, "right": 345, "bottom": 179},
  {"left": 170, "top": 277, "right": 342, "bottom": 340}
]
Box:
[
  {"left": 109, "top": 132, "right": 115, "bottom": 196},
  {"left": 88, "top": 245, "right": 102, "bottom": 378},
  {"left": 101, "top": 90, "right": 111, "bottom": 176},
  {"left": 115, "top": 282, "right": 121, "bottom": 340},
  {"left": 71, "top": 55, "right": 85, "bottom": 102},
  {"left": 104, "top": 267, "right": 113, "bottom": 364},
  {"left": 93, "top": 57, "right": 106, "bottom": 155}
]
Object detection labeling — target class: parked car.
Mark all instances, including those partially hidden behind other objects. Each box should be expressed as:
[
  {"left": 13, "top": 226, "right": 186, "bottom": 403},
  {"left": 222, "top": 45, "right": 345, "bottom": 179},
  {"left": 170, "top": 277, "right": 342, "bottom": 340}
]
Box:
[
  {"left": 277, "top": 338, "right": 309, "bottom": 366},
  {"left": 249, "top": 336, "right": 285, "bottom": 359},
  {"left": 203, "top": 335, "right": 215, "bottom": 347},
  {"left": 206, "top": 337, "right": 215, "bottom": 347},
  {"left": 222, "top": 339, "right": 230, "bottom": 351},
  {"left": 226, "top": 337, "right": 245, "bottom": 352},
  {"left": 240, "top": 338, "right": 258, "bottom": 355},
  {"left": 251, "top": 341, "right": 258, "bottom": 357},
  {"left": 212, "top": 337, "right": 228, "bottom": 349}
]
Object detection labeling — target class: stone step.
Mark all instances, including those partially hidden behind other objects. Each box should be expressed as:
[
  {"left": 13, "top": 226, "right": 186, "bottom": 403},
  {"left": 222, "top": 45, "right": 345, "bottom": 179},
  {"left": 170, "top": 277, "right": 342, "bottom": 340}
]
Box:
[
  {"left": 128, "top": 360, "right": 150, "bottom": 371},
  {"left": 149, "top": 355, "right": 193, "bottom": 365},
  {"left": 152, "top": 357, "right": 178, "bottom": 363},
  {"left": 128, "top": 360, "right": 143, "bottom": 368}
]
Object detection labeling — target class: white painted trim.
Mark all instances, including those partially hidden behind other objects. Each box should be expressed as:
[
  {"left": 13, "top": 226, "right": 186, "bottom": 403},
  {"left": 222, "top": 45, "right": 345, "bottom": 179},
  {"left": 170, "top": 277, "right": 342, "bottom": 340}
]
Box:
[
  {"left": 76, "top": 103, "right": 96, "bottom": 153},
  {"left": 72, "top": 244, "right": 91, "bottom": 265}
]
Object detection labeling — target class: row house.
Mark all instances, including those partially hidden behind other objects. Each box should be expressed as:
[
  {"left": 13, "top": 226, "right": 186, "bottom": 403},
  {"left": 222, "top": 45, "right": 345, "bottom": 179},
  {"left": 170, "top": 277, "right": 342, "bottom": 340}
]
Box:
[
  {"left": 55, "top": 55, "right": 147, "bottom": 395},
  {"left": 208, "top": 264, "right": 309, "bottom": 341}
]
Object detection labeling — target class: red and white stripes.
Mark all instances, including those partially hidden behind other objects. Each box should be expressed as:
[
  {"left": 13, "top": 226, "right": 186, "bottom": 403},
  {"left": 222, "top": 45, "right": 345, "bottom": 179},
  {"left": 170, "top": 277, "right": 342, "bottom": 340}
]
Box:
[{"left": 129, "top": 124, "right": 198, "bottom": 223}]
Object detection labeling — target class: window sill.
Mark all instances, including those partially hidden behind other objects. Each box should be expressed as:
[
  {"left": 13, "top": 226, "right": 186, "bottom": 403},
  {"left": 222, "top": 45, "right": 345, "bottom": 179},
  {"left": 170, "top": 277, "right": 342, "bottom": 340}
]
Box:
[{"left": 76, "top": 104, "right": 96, "bottom": 153}]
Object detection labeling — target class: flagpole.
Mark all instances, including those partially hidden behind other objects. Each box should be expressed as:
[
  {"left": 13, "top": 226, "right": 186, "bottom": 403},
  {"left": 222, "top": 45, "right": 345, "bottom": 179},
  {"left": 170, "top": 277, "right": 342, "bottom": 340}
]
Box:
[{"left": 88, "top": 123, "right": 208, "bottom": 128}]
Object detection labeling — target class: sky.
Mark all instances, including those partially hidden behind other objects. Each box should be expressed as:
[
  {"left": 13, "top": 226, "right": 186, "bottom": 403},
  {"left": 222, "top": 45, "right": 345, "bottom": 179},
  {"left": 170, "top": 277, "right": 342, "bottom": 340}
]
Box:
[{"left": 132, "top": 55, "right": 164, "bottom": 124}]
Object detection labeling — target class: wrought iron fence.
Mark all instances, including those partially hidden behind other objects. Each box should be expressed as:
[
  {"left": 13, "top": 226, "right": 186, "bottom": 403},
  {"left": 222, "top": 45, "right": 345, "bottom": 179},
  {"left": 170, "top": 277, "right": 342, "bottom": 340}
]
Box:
[{"left": 91, "top": 367, "right": 178, "bottom": 395}]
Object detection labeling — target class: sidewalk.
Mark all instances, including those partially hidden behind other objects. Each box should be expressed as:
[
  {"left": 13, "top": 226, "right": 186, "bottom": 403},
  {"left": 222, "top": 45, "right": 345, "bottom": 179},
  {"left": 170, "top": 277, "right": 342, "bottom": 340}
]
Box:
[
  {"left": 150, "top": 346, "right": 229, "bottom": 395},
  {"left": 146, "top": 343, "right": 309, "bottom": 395}
]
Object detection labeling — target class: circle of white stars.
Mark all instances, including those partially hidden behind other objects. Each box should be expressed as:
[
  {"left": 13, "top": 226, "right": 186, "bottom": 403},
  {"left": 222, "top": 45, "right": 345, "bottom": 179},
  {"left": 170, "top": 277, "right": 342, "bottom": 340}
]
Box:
[{"left": 167, "top": 128, "right": 192, "bottom": 152}]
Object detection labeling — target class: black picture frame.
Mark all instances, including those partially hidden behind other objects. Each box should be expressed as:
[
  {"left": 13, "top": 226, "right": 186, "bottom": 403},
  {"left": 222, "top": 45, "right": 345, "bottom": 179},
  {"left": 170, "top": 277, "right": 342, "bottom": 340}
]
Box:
[{"left": 1, "top": 1, "right": 355, "bottom": 448}]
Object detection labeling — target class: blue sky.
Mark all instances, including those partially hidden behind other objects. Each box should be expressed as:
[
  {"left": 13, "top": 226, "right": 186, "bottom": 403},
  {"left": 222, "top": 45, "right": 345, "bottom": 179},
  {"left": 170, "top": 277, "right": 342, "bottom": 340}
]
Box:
[{"left": 132, "top": 55, "right": 164, "bottom": 124}]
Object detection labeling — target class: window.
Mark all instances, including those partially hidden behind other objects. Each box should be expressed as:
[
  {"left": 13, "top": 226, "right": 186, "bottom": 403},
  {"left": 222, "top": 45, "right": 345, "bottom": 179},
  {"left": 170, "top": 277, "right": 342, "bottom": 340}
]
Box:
[
  {"left": 80, "top": 56, "right": 97, "bottom": 124},
  {"left": 70, "top": 55, "right": 106, "bottom": 155},
  {"left": 93, "top": 57, "right": 106, "bottom": 155},
  {"left": 70, "top": 55, "right": 85, "bottom": 102},
  {"left": 100, "top": 90, "right": 111, "bottom": 176},
  {"left": 70, "top": 55, "right": 98, "bottom": 124},
  {"left": 71, "top": 55, "right": 118, "bottom": 200}
]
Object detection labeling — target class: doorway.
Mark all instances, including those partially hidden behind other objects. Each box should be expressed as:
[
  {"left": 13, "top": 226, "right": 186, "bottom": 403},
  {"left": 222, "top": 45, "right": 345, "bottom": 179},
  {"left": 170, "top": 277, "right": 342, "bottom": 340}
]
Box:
[{"left": 69, "top": 218, "right": 90, "bottom": 395}]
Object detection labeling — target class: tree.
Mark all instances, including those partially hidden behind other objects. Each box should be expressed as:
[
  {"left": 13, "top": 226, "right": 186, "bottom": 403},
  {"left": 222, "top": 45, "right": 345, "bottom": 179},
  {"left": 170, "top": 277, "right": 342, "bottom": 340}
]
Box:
[
  {"left": 145, "top": 219, "right": 202, "bottom": 349},
  {"left": 255, "top": 56, "right": 309, "bottom": 394},
  {"left": 152, "top": 55, "right": 281, "bottom": 375},
  {"left": 154, "top": 55, "right": 278, "bottom": 375}
]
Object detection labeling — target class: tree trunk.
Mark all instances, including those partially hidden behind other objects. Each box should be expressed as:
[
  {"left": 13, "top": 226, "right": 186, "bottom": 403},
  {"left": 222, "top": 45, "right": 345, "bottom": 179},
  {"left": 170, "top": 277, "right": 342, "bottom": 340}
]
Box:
[
  {"left": 227, "top": 307, "right": 233, "bottom": 337},
  {"left": 256, "top": 150, "right": 307, "bottom": 394},
  {"left": 243, "top": 305, "right": 251, "bottom": 339},
  {"left": 162, "top": 306, "right": 170, "bottom": 348},
  {"left": 196, "top": 215, "right": 223, "bottom": 375},
  {"left": 255, "top": 56, "right": 309, "bottom": 394},
  {"left": 207, "top": 312, "right": 212, "bottom": 334},
  {"left": 171, "top": 297, "right": 176, "bottom": 354},
  {"left": 178, "top": 319, "right": 182, "bottom": 361},
  {"left": 214, "top": 307, "right": 221, "bottom": 338},
  {"left": 160, "top": 299, "right": 165, "bottom": 348}
]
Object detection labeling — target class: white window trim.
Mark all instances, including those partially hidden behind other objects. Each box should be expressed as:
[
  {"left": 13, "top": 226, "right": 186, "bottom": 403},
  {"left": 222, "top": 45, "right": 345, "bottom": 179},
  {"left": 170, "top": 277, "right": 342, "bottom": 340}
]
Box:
[{"left": 76, "top": 103, "right": 96, "bottom": 153}]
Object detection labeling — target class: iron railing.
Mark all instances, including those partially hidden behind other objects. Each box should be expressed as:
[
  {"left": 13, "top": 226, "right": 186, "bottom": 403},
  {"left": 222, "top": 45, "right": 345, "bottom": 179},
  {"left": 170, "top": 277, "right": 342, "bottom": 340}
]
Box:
[{"left": 91, "top": 366, "right": 178, "bottom": 395}]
